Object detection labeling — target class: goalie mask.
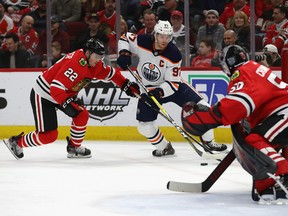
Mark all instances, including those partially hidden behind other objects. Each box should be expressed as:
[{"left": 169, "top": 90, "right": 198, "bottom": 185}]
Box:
[
  {"left": 154, "top": 20, "right": 173, "bottom": 43},
  {"left": 220, "top": 45, "right": 249, "bottom": 77}
]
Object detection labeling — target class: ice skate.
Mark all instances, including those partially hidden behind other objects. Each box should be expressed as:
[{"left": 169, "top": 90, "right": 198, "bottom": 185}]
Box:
[
  {"left": 66, "top": 137, "right": 91, "bottom": 158},
  {"left": 152, "top": 142, "right": 175, "bottom": 157},
  {"left": 202, "top": 140, "right": 228, "bottom": 152},
  {"left": 253, "top": 174, "right": 288, "bottom": 205},
  {"left": 3, "top": 132, "right": 24, "bottom": 160}
]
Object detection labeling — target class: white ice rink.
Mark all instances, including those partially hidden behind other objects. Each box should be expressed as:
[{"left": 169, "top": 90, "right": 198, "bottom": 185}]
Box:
[{"left": 0, "top": 140, "right": 286, "bottom": 216}]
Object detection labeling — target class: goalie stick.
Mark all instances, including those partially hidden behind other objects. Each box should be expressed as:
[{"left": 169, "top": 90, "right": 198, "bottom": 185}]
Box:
[
  {"left": 167, "top": 149, "right": 236, "bottom": 192},
  {"left": 127, "top": 66, "right": 226, "bottom": 160}
]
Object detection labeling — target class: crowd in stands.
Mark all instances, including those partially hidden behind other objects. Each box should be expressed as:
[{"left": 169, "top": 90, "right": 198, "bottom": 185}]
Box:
[{"left": 0, "top": 0, "right": 287, "bottom": 68}]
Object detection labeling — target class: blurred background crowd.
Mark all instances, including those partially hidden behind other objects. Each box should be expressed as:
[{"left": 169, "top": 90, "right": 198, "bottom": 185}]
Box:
[{"left": 0, "top": 0, "right": 286, "bottom": 68}]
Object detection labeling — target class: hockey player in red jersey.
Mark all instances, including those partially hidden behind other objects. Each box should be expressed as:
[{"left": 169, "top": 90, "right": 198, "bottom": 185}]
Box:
[
  {"left": 117, "top": 20, "right": 227, "bottom": 157},
  {"left": 181, "top": 45, "right": 288, "bottom": 203},
  {"left": 3, "top": 38, "right": 140, "bottom": 159}
]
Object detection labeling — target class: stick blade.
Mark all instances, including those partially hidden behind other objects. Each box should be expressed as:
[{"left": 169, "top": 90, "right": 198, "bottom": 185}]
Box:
[{"left": 167, "top": 181, "right": 202, "bottom": 193}]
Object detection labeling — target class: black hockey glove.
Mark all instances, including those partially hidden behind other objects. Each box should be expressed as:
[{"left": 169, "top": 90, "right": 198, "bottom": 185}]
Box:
[
  {"left": 117, "top": 49, "right": 132, "bottom": 70},
  {"left": 141, "top": 88, "right": 164, "bottom": 110},
  {"left": 121, "top": 79, "right": 140, "bottom": 97},
  {"left": 148, "top": 88, "right": 164, "bottom": 101},
  {"left": 61, "top": 97, "right": 84, "bottom": 118}
]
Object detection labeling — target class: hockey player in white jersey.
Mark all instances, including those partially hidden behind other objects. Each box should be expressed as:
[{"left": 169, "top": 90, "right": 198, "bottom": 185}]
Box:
[{"left": 117, "top": 20, "right": 227, "bottom": 156}]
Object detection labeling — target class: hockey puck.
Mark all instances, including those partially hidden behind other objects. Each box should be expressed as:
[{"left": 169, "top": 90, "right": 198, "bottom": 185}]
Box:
[{"left": 200, "top": 163, "right": 208, "bottom": 166}]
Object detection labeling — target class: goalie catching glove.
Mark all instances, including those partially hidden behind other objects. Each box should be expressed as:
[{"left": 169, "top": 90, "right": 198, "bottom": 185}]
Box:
[
  {"left": 61, "top": 97, "right": 84, "bottom": 118},
  {"left": 121, "top": 79, "right": 140, "bottom": 97},
  {"left": 181, "top": 102, "right": 223, "bottom": 136}
]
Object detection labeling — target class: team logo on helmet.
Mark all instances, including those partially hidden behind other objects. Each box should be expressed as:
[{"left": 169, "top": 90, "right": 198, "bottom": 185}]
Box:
[{"left": 141, "top": 62, "right": 161, "bottom": 82}]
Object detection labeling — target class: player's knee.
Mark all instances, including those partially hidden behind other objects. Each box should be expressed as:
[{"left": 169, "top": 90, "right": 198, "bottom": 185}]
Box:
[
  {"left": 39, "top": 130, "right": 58, "bottom": 144},
  {"left": 73, "top": 108, "right": 89, "bottom": 125},
  {"left": 245, "top": 133, "right": 266, "bottom": 148},
  {"left": 137, "top": 121, "right": 157, "bottom": 137}
]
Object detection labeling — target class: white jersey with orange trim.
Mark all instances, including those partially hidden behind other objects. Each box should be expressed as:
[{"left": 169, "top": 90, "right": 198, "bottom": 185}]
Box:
[{"left": 118, "top": 32, "right": 182, "bottom": 97}]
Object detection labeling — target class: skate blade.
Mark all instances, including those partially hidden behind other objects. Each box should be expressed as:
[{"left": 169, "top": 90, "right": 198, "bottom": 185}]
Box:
[
  {"left": 67, "top": 153, "right": 92, "bottom": 159},
  {"left": 3, "top": 139, "right": 21, "bottom": 160},
  {"left": 258, "top": 198, "right": 288, "bottom": 205}
]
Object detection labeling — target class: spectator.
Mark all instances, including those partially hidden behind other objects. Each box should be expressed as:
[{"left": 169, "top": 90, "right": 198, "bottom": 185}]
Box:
[
  {"left": 223, "top": 29, "right": 238, "bottom": 47},
  {"left": 196, "top": 9, "right": 225, "bottom": 51},
  {"left": 6, "top": 0, "right": 38, "bottom": 25},
  {"left": 263, "top": 5, "right": 288, "bottom": 54},
  {"left": 97, "top": 0, "right": 116, "bottom": 35},
  {"left": 170, "top": 10, "right": 186, "bottom": 65},
  {"left": 5, "top": 15, "right": 39, "bottom": 56},
  {"left": 256, "top": 44, "right": 282, "bottom": 67},
  {"left": 37, "top": 15, "right": 70, "bottom": 57},
  {"left": 82, "top": 0, "right": 105, "bottom": 23},
  {"left": 51, "top": 0, "right": 81, "bottom": 22},
  {"left": 256, "top": 0, "right": 283, "bottom": 33},
  {"left": 157, "top": 0, "right": 183, "bottom": 21},
  {"left": 120, "top": 0, "right": 141, "bottom": 30},
  {"left": 137, "top": 8, "right": 157, "bottom": 35},
  {"left": 191, "top": 39, "right": 215, "bottom": 68},
  {"left": 211, "top": 30, "right": 238, "bottom": 67},
  {"left": 0, "top": 1, "right": 14, "bottom": 43},
  {"left": 73, "top": 13, "right": 108, "bottom": 51},
  {"left": 0, "top": 33, "right": 31, "bottom": 68},
  {"left": 219, "top": 0, "right": 251, "bottom": 29},
  {"left": 40, "top": 41, "right": 65, "bottom": 67},
  {"left": 28, "top": 0, "right": 46, "bottom": 34},
  {"left": 227, "top": 11, "right": 250, "bottom": 51}
]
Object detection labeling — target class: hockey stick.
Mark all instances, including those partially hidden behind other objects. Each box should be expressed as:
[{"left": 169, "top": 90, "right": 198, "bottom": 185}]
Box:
[
  {"left": 167, "top": 149, "right": 236, "bottom": 192},
  {"left": 127, "top": 66, "right": 226, "bottom": 160}
]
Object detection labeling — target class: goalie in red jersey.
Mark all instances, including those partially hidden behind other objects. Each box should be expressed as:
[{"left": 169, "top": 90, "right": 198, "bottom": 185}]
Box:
[
  {"left": 181, "top": 45, "right": 288, "bottom": 203},
  {"left": 3, "top": 38, "right": 140, "bottom": 159}
]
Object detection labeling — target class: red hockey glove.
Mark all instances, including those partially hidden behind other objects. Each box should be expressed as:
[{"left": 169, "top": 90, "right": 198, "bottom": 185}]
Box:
[
  {"left": 121, "top": 79, "right": 140, "bottom": 97},
  {"left": 61, "top": 97, "right": 84, "bottom": 118},
  {"left": 181, "top": 102, "right": 223, "bottom": 136}
]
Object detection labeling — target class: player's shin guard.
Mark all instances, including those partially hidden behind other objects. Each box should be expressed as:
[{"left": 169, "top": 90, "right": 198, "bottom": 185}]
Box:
[
  {"left": 69, "top": 109, "right": 89, "bottom": 147},
  {"left": 137, "top": 121, "right": 174, "bottom": 156}
]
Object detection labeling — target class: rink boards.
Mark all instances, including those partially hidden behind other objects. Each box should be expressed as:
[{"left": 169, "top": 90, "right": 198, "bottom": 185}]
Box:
[{"left": 0, "top": 69, "right": 281, "bottom": 142}]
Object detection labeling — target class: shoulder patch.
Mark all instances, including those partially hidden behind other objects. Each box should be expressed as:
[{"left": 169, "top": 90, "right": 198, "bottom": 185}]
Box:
[
  {"left": 231, "top": 70, "right": 240, "bottom": 81},
  {"left": 79, "top": 57, "right": 87, "bottom": 67}
]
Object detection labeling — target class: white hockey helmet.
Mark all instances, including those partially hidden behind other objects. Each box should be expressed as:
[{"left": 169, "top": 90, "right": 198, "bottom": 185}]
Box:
[
  {"left": 154, "top": 20, "right": 173, "bottom": 35},
  {"left": 154, "top": 20, "right": 173, "bottom": 43}
]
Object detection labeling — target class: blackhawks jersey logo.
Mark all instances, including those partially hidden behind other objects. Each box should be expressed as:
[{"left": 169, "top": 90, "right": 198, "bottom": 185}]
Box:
[
  {"left": 72, "top": 78, "right": 91, "bottom": 91},
  {"left": 231, "top": 70, "right": 240, "bottom": 81},
  {"left": 79, "top": 58, "right": 87, "bottom": 67}
]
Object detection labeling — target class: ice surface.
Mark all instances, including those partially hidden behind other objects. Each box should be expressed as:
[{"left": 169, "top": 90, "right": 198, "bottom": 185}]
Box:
[{"left": 0, "top": 141, "right": 286, "bottom": 216}]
